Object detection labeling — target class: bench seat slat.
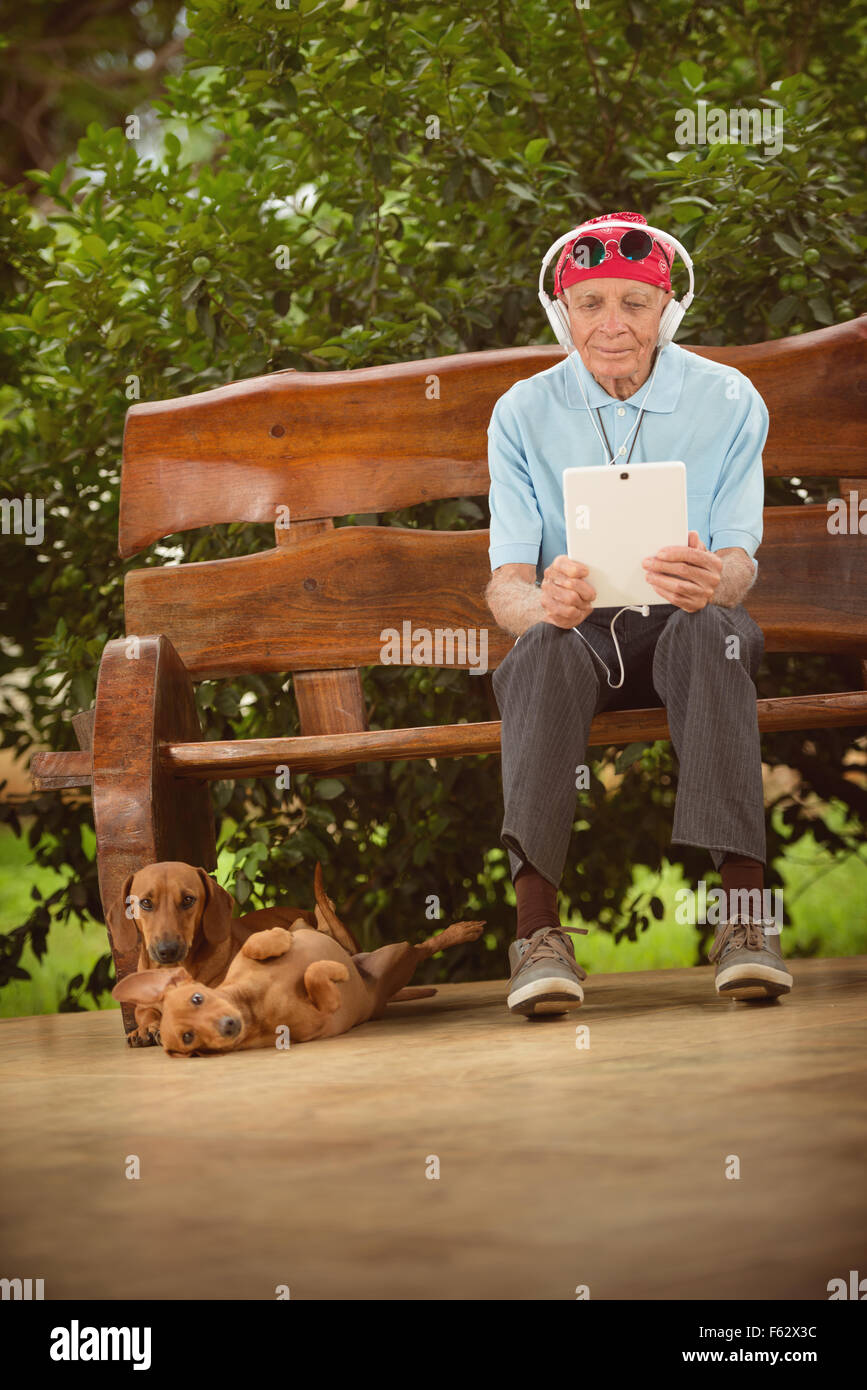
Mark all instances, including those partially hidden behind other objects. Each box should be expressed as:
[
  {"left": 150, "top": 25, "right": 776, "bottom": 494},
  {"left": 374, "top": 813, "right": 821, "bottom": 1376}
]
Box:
[
  {"left": 30, "top": 688, "right": 867, "bottom": 791},
  {"left": 30, "top": 751, "right": 92, "bottom": 789},
  {"left": 157, "top": 690, "right": 867, "bottom": 781}
]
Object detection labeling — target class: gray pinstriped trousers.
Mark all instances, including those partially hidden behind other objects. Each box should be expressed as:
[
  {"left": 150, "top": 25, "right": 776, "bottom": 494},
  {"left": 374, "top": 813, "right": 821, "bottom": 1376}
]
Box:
[{"left": 491, "top": 603, "right": 767, "bottom": 885}]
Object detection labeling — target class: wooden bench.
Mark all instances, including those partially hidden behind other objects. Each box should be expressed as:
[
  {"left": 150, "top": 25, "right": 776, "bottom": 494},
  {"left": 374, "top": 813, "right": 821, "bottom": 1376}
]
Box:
[{"left": 31, "top": 318, "right": 867, "bottom": 1019}]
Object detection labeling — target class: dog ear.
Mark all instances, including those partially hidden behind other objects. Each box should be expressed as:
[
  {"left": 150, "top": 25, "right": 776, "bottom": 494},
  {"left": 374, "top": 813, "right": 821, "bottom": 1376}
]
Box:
[
  {"left": 105, "top": 870, "right": 136, "bottom": 939},
  {"left": 112, "top": 966, "right": 191, "bottom": 1005},
  {"left": 196, "top": 867, "right": 235, "bottom": 946},
  {"left": 120, "top": 871, "right": 135, "bottom": 919}
]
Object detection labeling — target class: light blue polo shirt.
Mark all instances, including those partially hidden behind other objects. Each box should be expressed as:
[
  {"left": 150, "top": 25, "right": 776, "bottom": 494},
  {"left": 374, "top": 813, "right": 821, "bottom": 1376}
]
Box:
[{"left": 487, "top": 342, "right": 768, "bottom": 580}]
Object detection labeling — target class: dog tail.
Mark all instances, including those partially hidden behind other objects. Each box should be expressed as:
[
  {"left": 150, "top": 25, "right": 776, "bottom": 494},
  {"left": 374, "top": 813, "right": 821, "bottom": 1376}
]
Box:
[
  {"left": 313, "top": 862, "right": 362, "bottom": 954},
  {"left": 389, "top": 986, "right": 438, "bottom": 1002}
]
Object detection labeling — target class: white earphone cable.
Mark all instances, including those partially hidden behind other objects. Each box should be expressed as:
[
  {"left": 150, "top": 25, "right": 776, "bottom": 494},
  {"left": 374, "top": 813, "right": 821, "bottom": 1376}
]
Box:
[
  {"left": 564, "top": 340, "right": 664, "bottom": 469},
  {"left": 571, "top": 604, "right": 650, "bottom": 690},
  {"left": 558, "top": 303, "right": 665, "bottom": 687}
]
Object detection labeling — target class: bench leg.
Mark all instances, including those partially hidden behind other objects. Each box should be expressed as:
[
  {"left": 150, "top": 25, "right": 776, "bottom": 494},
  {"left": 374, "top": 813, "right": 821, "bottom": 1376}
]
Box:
[{"left": 92, "top": 635, "right": 216, "bottom": 1034}]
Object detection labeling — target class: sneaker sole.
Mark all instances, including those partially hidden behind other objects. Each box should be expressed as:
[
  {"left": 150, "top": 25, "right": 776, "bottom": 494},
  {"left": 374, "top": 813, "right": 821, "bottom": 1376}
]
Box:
[
  {"left": 716, "top": 961, "right": 793, "bottom": 999},
  {"left": 507, "top": 976, "right": 584, "bottom": 1017}
]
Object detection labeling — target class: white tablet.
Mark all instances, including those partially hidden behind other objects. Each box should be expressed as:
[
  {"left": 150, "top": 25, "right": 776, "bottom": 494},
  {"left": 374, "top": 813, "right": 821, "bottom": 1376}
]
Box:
[{"left": 563, "top": 461, "right": 688, "bottom": 609}]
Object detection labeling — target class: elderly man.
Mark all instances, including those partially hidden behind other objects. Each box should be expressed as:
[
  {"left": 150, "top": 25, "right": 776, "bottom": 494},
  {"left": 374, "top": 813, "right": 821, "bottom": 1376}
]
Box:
[{"left": 485, "top": 211, "right": 792, "bottom": 1018}]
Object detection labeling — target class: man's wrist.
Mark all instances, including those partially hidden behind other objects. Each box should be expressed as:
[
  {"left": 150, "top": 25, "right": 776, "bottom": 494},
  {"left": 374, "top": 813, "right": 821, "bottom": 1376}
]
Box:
[{"left": 710, "top": 551, "right": 754, "bottom": 608}]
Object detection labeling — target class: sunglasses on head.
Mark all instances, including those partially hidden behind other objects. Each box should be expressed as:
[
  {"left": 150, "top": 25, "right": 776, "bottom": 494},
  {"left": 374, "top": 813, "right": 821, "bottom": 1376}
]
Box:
[{"left": 569, "top": 228, "right": 657, "bottom": 269}]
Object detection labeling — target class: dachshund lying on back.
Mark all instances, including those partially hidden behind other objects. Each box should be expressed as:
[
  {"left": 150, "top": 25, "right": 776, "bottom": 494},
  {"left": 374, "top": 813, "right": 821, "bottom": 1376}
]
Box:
[
  {"left": 114, "top": 920, "right": 485, "bottom": 1055},
  {"left": 113, "top": 888, "right": 485, "bottom": 1055},
  {"left": 116, "top": 861, "right": 358, "bottom": 1047}
]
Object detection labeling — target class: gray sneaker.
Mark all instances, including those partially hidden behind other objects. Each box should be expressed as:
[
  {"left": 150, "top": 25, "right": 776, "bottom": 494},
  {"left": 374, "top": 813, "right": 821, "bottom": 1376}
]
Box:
[
  {"left": 709, "top": 916, "right": 793, "bottom": 999},
  {"left": 507, "top": 925, "right": 588, "bottom": 1017}
]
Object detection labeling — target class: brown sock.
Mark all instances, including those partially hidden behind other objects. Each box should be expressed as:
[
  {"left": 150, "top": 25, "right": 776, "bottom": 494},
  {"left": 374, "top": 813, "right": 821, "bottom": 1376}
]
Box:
[
  {"left": 514, "top": 862, "right": 561, "bottom": 940},
  {"left": 720, "top": 852, "right": 764, "bottom": 921}
]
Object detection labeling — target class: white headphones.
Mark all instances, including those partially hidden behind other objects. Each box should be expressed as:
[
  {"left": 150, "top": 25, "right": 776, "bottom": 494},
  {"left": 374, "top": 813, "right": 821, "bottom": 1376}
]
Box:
[{"left": 537, "top": 217, "right": 695, "bottom": 351}]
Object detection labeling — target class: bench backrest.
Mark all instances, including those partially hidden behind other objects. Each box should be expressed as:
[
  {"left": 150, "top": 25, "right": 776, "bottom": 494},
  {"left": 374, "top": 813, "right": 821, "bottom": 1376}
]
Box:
[{"left": 121, "top": 319, "right": 867, "bottom": 698}]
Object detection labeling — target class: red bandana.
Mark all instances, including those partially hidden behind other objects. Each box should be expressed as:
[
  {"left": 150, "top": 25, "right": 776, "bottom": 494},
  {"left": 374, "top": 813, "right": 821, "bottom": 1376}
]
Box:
[{"left": 554, "top": 211, "right": 674, "bottom": 296}]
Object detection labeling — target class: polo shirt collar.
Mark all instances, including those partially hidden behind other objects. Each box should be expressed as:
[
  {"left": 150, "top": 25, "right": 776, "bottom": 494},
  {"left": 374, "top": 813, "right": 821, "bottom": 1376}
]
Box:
[{"left": 562, "top": 341, "right": 685, "bottom": 413}]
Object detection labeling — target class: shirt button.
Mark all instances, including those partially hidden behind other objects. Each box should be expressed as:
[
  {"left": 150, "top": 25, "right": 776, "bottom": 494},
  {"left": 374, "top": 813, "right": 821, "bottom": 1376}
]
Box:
[
  {"left": 618, "top": 446, "right": 626, "bottom": 456},
  {"left": 617, "top": 407, "right": 626, "bottom": 417}
]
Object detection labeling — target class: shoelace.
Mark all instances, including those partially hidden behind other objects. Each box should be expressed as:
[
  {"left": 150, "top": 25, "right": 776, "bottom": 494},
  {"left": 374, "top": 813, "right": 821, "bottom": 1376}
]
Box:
[
  {"left": 708, "top": 916, "right": 771, "bottom": 963},
  {"left": 510, "top": 924, "right": 588, "bottom": 984}
]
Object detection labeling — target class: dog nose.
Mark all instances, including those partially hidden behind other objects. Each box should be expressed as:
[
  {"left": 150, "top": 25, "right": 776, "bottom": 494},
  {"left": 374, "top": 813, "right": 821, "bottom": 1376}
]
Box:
[
  {"left": 154, "top": 940, "right": 183, "bottom": 964},
  {"left": 218, "top": 1016, "right": 240, "bottom": 1038}
]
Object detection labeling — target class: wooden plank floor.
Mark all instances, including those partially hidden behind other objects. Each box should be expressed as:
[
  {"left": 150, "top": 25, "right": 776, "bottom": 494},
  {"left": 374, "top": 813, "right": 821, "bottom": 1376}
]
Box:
[{"left": 1, "top": 957, "right": 865, "bottom": 1301}]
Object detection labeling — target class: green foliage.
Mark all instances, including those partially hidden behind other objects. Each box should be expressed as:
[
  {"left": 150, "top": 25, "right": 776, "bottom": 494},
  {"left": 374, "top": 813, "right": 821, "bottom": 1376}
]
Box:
[
  {"left": 1, "top": 0, "right": 865, "bottom": 1007},
  {"left": 0, "top": 1, "right": 186, "bottom": 190}
]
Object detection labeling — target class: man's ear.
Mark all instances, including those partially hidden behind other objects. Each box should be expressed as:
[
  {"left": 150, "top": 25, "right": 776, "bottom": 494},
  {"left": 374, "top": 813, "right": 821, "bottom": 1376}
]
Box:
[
  {"left": 196, "top": 867, "right": 235, "bottom": 946},
  {"left": 112, "top": 966, "right": 191, "bottom": 1005}
]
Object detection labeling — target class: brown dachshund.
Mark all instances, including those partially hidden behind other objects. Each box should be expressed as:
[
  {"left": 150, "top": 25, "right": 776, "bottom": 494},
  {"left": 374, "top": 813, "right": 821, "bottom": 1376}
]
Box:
[
  {"left": 115, "top": 861, "right": 358, "bottom": 1047},
  {"left": 113, "top": 915, "right": 486, "bottom": 1056}
]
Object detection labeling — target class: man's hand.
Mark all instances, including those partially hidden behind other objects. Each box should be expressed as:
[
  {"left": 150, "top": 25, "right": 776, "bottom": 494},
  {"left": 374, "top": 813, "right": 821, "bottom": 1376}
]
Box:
[
  {"left": 642, "top": 530, "right": 722, "bottom": 611},
  {"left": 540, "top": 555, "right": 597, "bottom": 628}
]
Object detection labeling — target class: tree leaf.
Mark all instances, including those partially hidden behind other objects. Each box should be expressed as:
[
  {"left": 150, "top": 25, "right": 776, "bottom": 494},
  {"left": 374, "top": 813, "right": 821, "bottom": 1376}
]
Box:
[
  {"left": 678, "top": 60, "right": 704, "bottom": 90},
  {"left": 807, "top": 294, "right": 833, "bottom": 325},
  {"left": 80, "top": 234, "right": 108, "bottom": 263},
  {"left": 772, "top": 231, "right": 801, "bottom": 257},
  {"left": 315, "top": 779, "right": 345, "bottom": 800},
  {"left": 768, "top": 295, "right": 799, "bottom": 326},
  {"left": 523, "top": 137, "right": 549, "bottom": 165},
  {"left": 615, "top": 742, "right": 648, "bottom": 774}
]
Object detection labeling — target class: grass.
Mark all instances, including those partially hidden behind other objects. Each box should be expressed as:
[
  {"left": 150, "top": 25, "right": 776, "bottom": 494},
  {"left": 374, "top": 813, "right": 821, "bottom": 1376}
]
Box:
[
  {"left": 0, "top": 822, "right": 115, "bottom": 1016},
  {"left": 563, "top": 812, "right": 867, "bottom": 972},
  {"left": 0, "top": 803, "right": 865, "bottom": 1017}
]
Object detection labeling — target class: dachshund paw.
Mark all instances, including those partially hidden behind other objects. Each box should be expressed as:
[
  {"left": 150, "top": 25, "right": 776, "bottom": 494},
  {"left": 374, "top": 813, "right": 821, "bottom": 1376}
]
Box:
[
  {"left": 126, "top": 1027, "right": 158, "bottom": 1048},
  {"left": 242, "top": 927, "right": 294, "bottom": 961},
  {"left": 303, "top": 959, "right": 350, "bottom": 1015}
]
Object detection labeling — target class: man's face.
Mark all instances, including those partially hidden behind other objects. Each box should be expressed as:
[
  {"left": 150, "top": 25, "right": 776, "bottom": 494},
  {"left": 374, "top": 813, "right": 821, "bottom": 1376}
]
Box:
[{"left": 562, "top": 277, "right": 672, "bottom": 386}]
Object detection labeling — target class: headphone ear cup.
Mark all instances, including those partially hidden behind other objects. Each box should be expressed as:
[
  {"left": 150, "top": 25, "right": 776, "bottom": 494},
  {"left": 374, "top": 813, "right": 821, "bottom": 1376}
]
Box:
[
  {"left": 657, "top": 300, "right": 684, "bottom": 347},
  {"left": 546, "top": 297, "right": 574, "bottom": 351}
]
